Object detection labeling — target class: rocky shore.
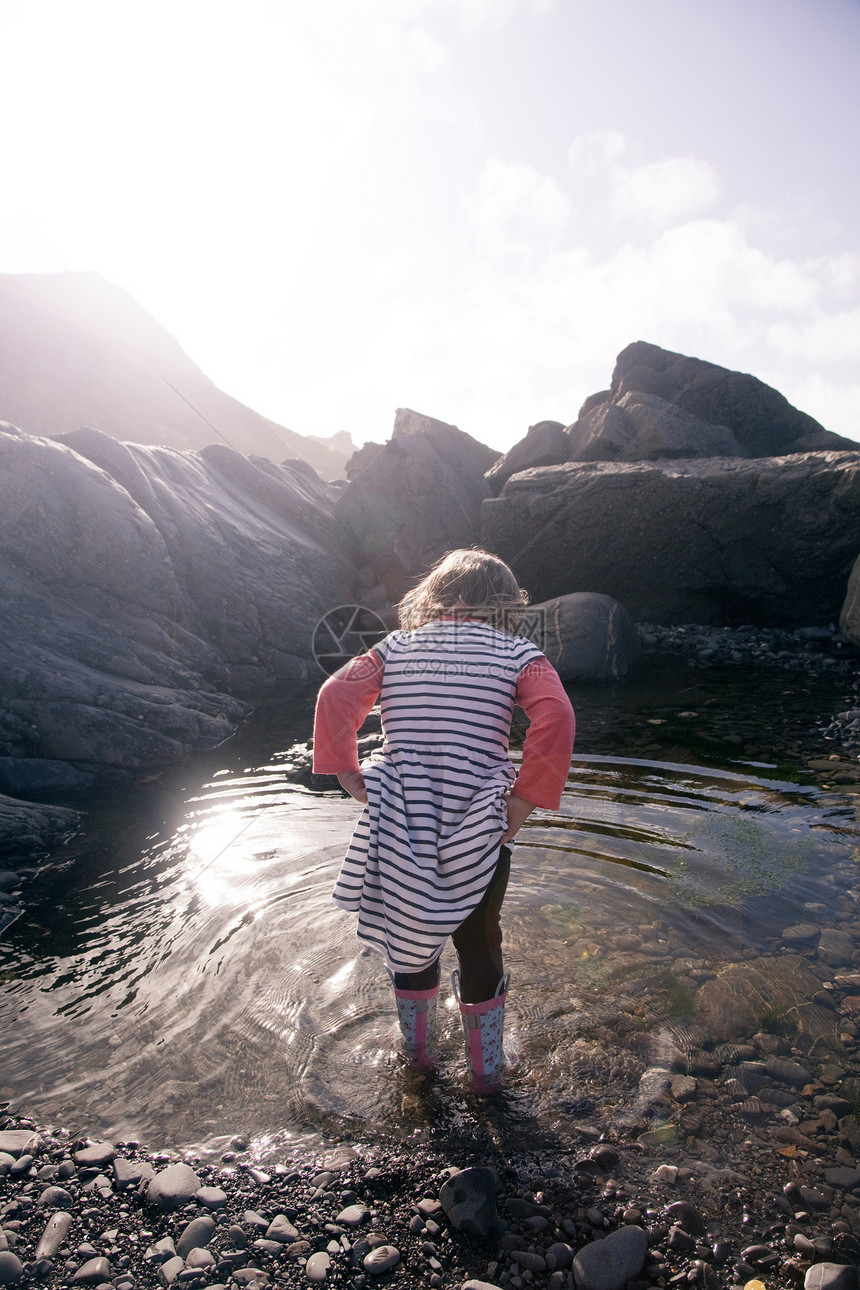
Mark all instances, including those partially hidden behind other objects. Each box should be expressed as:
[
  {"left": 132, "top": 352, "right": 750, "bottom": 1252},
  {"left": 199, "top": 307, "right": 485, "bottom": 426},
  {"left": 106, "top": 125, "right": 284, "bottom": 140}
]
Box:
[{"left": 4, "top": 1036, "right": 860, "bottom": 1290}]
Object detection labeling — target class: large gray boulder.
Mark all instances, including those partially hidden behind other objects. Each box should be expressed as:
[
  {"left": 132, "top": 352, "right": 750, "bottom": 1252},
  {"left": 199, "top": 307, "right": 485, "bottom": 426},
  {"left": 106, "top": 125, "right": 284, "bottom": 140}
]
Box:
[
  {"left": 530, "top": 593, "right": 640, "bottom": 680},
  {"left": 336, "top": 408, "right": 499, "bottom": 602},
  {"left": 485, "top": 420, "right": 567, "bottom": 495},
  {"left": 566, "top": 340, "right": 855, "bottom": 460},
  {"left": 840, "top": 552, "right": 860, "bottom": 646},
  {"left": 566, "top": 390, "right": 748, "bottom": 462},
  {"left": 482, "top": 451, "right": 860, "bottom": 626},
  {"left": 0, "top": 422, "right": 351, "bottom": 810}
]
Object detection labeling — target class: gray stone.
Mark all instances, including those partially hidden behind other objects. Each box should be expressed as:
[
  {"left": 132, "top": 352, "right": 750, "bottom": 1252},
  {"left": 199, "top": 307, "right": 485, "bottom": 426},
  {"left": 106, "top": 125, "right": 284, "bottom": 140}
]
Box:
[
  {"left": 264, "top": 1215, "right": 301, "bottom": 1243},
  {"left": 156, "top": 1256, "right": 185, "bottom": 1287},
  {"left": 530, "top": 592, "right": 640, "bottom": 681},
  {"left": 195, "top": 1186, "right": 228, "bottom": 1209},
  {"left": 546, "top": 1243, "right": 574, "bottom": 1269},
  {"left": 462, "top": 1282, "right": 503, "bottom": 1290},
  {"left": 572, "top": 1225, "right": 649, "bottom": 1290},
  {"left": 818, "top": 929, "right": 856, "bottom": 966},
  {"left": 335, "top": 1205, "right": 369, "bottom": 1227},
  {"left": 804, "top": 1265, "right": 858, "bottom": 1290},
  {"left": 37, "top": 1185, "right": 73, "bottom": 1208},
  {"left": 363, "top": 1245, "right": 400, "bottom": 1274},
  {"left": 176, "top": 1217, "right": 216, "bottom": 1259},
  {"left": 482, "top": 452, "right": 860, "bottom": 628},
  {"left": 114, "top": 1157, "right": 155, "bottom": 1189},
  {"left": 566, "top": 389, "right": 747, "bottom": 463},
  {"left": 34, "top": 1212, "right": 73, "bottom": 1260},
  {"left": 824, "top": 1166, "right": 860, "bottom": 1189},
  {"left": 184, "top": 1250, "right": 215, "bottom": 1269},
  {"left": 73, "top": 1141, "right": 117, "bottom": 1168},
  {"left": 766, "top": 1055, "right": 813, "bottom": 1087},
  {"left": 0, "top": 1254, "right": 24, "bottom": 1286},
  {"left": 145, "top": 1163, "right": 202, "bottom": 1210},
  {"left": 337, "top": 408, "right": 498, "bottom": 602},
  {"left": 72, "top": 1257, "right": 113, "bottom": 1284},
  {"left": 305, "top": 1252, "right": 331, "bottom": 1282},
  {"left": 439, "top": 1167, "right": 501, "bottom": 1239},
  {"left": 486, "top": 421, "right": 567, "bottom": 495},
  {"left": 0, "top": 1131, "right": 40, "bottom": 1158}
]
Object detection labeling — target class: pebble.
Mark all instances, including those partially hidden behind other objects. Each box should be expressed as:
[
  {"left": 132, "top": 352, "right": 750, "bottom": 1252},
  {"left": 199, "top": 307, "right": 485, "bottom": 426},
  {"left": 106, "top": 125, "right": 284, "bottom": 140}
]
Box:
[{"left": 363, "top": 1244, "right": 400, "bottom": 1274}]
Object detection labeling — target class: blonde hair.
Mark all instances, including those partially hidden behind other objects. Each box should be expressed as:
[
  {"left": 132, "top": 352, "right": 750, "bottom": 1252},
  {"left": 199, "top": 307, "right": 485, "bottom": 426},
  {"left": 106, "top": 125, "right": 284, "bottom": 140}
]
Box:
[{"left": 398, "top": 548, "right": 529, "bottom": 631}]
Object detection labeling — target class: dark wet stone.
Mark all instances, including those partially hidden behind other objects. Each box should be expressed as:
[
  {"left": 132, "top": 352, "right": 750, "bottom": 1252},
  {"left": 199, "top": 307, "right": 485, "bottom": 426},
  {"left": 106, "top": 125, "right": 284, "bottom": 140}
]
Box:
[
  {"left": 824, "top": 1167, "right": 860, "bottom": 1189},
  {"left": 804, "top": 1265, "right": 859, "bottom": 1290},
  {"left": 766, "top": 1055, "right": 813, "bottom": 1087},
  {"left": 37, "top": 1185, "right": 72, "bottom": 1208},
  {"left": 0, "top": 1254, "right": 24, "bottom": 1286},
  {"left": 665, "top": 1201, "right": 708, "bottom": 1235},
  {"left": 799, "top": 1187, "right": 832, "bottom": 1211},
  {"left": 572, "top": 1225, "right": 648, "bottom": 1290},
  {"left": 439, "top": 1167, "right": 500, "bottom": 1239},
  {"left": 195, "top": 1186, "right": 228, "bottom": 1209},
  {"left": 114, "top": 1157, "right": 155, "bottom": 1189}
]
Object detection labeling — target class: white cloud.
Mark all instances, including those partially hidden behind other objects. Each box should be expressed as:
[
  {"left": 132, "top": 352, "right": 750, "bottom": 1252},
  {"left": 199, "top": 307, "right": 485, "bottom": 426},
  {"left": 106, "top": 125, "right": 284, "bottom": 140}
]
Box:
[
  {"left": 610, "top": 157, "right": 719, "bottom": 229},
  {"left": 466, "top": 159, "right": 571, "bottom": 252},
  {"left": 787, "top": 374, "right": 860, "bottom": 443},
  {"left": 568, "top": 129, "right": 627, "bottom": 177},
  {"left": 768, "top": 306, "right": 860, "bottom": 363}
]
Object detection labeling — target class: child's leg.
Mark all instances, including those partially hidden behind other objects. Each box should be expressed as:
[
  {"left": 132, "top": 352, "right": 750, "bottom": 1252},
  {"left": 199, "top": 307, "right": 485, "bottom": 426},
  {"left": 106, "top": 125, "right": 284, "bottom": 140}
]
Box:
[
  {"left": 392, "top": 960, "right": 440, "bottom": 991},
  {"left": 389, "top": 959, "right": 440, "bottom": 1069},
  {"left": 451, "top": 845, "right": 511, "bottom": 1002}
]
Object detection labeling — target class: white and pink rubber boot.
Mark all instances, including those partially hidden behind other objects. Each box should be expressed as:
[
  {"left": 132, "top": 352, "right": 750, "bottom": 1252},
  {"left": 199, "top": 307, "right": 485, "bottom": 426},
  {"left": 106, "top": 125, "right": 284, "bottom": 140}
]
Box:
[
  {"left": 452, "top": 970, "right": 510, "bottom": 1094},
  {"left": 391, "top": 983, "right": 439, "bottom": 1071}
]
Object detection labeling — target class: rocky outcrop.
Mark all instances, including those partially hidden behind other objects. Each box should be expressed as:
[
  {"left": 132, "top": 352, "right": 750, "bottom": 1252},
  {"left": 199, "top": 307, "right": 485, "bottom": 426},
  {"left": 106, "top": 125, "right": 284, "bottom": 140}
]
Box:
[
  {"left": 0, "top": 271, "right": 353, "bottom": 478},
  {"left": 482, "top": 451, "right": 860, "bottom": 626},
  {"left": 336, "top": 408, "right": 499, "bottom": 602},
  {"left": 485, "top": 420, "right": 567, "bottom": 495},
  {"left": 0, "top": 422, "right": 352, "bottom": 800},
  {"left": 564, "top": 341, "right": 855, "bottom": 462},
  {"left": 840, "top": 553, "right": 860, "bottom": 646},
  {"left": 530, "top": 593, "right": 640, "bottom": 680}
]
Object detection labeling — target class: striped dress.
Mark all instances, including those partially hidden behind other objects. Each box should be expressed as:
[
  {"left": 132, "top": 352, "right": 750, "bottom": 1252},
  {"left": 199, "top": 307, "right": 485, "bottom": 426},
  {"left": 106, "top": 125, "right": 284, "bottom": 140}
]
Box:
[{"left": 315, "top": 618, "right": 569, "bottom": 974}]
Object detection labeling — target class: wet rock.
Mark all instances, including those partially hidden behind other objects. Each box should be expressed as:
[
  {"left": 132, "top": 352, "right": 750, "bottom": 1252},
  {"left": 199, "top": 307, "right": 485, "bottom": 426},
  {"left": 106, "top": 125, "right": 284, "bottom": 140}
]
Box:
[
  {"left": 72, "top": 1141, "right": 116, "bottom": 1168},
  {"left": 36, "top": 1185, "right": 72, "bottom": 1208},
  {"left": 176, "top": 1216, "right": 216, "bottom": 1258},
  {"left": 72, "top": 1256, "right": 112, "bottom": 1284},
  {"left": 0, "top": 1254, "right": 23, "bottom": 1286},
  {"left": 264, "top": 1214, "right": 301, "bottom": 1243},
  {"left": 766, "top": 1055, "right": 813, "bottom": 1087},
  {"left": 805, "top": 1265, "right": 859, "bottom": 1290},
  {"left": 782, "top": 924, "right": 822, "bottom": 946},
  {"left": 335, "top": 1204, "right": 370, "bottom": 1226},
  {"left": 665, "top": 1201, "right": 708, "bottom": 1235},
  {"left": 819, "top": 930, "right": 856, "bottom": 967},
  {"left": 34, "top": 1211, "right": 72, "bottom": 1259},
  {"left": 695, "top": 955, "right": 834, "bottom": 1043},
  {"left": 363, "top": 1245, "right": 400, "bottom": 1274},
  {"left": 114, "top": 1157, "right": 155, "bottom": 1189},
  {"left": 156, "top": 1255, "right": 185, "bottom": 1286},
  {"left": 439, "top": 1167, "right": 500, "bottom": 1239},
  {"left": 824, "top": 1166, "right": 860, "bottom": 1189},
  {"left": 572, "top": 1225, "right": 648, "bottom": 1290},
  {"left": 530, "top": 592, "right": 640, "bottom": 681},
  {"left": 195, "top": 1185, "right": 228, "bottom": 1209},
  {"left": 0, "top": 1131, "right": 40, "bottom": 1157},
  {"left": 305, "top": 1251, "right": 331, "bottom": 1282},
  {"left": 145, "top": 1162, "right": 203, "bottom": 1210}
]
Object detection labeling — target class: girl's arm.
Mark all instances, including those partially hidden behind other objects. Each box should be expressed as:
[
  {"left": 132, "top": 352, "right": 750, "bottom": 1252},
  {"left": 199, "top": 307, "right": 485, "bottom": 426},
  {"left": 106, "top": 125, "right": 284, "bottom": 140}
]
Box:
[
  {"left": 508, "top": 657, "right": 575, "bottom": 828},
  {"left": 312, "top": 650, "right": 385, "bottom": 782}
]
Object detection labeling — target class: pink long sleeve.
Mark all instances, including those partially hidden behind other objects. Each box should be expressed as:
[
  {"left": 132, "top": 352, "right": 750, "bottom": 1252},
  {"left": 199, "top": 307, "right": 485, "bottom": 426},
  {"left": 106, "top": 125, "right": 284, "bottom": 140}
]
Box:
[
  {"left": 510, "top": 657, "right": 575, "bottom": 810},
  {"left": 312, "top": 650, "right": 384, "bottom": 773}
]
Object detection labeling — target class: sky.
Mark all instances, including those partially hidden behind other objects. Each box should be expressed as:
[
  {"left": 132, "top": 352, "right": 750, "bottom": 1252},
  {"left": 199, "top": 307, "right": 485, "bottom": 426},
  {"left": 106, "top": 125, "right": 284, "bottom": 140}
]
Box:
[{"left": 1, "top": 0, "right": 859, "bottom": 454}]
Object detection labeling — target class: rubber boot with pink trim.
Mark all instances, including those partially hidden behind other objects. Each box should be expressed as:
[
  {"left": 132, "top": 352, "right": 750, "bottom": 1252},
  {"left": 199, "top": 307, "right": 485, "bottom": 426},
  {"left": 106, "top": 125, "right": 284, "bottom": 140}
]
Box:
[
  {"left": 452, "top": 970, "right": 509, "bottom": 1094},
  {"left": 389, "top": 976, "right": 439, "bottom": 1071}
]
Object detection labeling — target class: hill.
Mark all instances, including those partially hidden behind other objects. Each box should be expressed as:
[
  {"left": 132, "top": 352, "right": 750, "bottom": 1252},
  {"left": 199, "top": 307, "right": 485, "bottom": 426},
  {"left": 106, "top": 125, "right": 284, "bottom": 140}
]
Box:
[{"left": 0, "top": 271, "right": 351, "bottom": 478}]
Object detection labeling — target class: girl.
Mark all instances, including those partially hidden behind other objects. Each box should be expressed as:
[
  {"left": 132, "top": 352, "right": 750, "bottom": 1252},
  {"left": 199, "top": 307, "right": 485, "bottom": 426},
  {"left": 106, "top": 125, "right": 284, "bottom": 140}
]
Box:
[{"left": 312, "top": 548, "right": 575, "bottom": 1091}]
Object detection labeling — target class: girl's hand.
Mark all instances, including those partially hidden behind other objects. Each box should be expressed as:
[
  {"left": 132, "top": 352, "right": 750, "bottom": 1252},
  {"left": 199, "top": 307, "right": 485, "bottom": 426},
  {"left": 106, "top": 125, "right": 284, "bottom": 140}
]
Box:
[
  {"left": 501, "top": 793, "right": 536, "bottom": 843},
  {"left": 337, "top": 770, "right": 368, "bottom": 803}
]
